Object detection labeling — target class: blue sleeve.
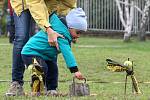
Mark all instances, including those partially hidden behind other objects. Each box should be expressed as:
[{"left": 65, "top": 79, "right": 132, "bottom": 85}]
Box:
[{"left": 58, "top": 38, "right": 78, "bottom": 68}]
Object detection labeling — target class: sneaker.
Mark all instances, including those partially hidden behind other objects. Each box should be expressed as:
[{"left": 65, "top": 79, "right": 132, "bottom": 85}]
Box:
[
  {"left": 5, "top": 81, "right": 25, "bottom": 96},
  {"left": 46, "top": 90, "right": 68, "bottom": 97}
]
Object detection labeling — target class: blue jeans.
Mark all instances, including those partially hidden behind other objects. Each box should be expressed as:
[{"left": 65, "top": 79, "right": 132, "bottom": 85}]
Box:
[
  {"left": 22, "top": 55, "right": 58, "bottom": 90},
  {"left": 12, "top": 10, "right": 58, "bottom": 89}
]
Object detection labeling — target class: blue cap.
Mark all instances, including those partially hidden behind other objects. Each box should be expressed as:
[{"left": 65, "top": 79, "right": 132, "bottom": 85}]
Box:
[{"left": 66, "top": 8, "right": 87, "bottom": 31}]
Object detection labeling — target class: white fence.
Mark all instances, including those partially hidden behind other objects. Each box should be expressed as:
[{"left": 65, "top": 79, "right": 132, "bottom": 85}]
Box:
[{"left": 77, "top": 0, "right": 150, "bottom": 33}]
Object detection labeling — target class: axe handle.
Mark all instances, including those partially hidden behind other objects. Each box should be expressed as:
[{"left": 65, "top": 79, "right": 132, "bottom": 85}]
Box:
[{"left": 131, "top": 75, "right": 141, "bottom": 94}]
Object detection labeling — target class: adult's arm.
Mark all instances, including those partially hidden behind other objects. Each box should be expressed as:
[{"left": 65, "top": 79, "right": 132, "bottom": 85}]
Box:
[
  {"left": 26, "top": 0, "right": 50, "bottom": 31},
  {"left": 26, "top": 0, "right": 64, "bottom": 48}
]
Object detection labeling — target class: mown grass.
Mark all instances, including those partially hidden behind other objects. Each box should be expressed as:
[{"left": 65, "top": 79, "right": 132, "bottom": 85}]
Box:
[{"left": 0, "top": 36, "right": 150, "bottom": 100}]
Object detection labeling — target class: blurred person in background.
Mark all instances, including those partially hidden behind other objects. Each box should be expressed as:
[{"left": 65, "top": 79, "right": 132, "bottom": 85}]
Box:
[
  {"left": 0, "top": 0, "right": 4, "bottom": 36},
  {"left": 7, "top": 0, "right": 15, "bottom": 43}
]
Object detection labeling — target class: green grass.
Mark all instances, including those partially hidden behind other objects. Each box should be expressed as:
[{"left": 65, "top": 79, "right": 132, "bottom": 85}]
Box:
[{"left": 0, "top": 37, "right": 150, "bottom": 99}]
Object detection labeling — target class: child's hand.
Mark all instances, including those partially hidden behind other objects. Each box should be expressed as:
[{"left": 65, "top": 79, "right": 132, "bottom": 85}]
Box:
[{"left": 74, "top": 71, "right": 84, "bottom": 80}]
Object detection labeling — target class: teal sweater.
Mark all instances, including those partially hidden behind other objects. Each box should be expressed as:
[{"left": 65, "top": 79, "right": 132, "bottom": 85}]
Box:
[{"left": 21, "top": 13, "right": 77, "bottom": 69}]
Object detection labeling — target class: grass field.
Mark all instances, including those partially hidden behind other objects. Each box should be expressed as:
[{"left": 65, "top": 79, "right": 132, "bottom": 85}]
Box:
[{"left": 0, "top": 36, "right": 150, "bottom": 100}]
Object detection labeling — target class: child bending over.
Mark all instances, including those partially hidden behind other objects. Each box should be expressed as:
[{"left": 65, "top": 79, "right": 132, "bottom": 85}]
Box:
[{"left": 21, "top": 8, "right": 87, "bottom": 95}]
